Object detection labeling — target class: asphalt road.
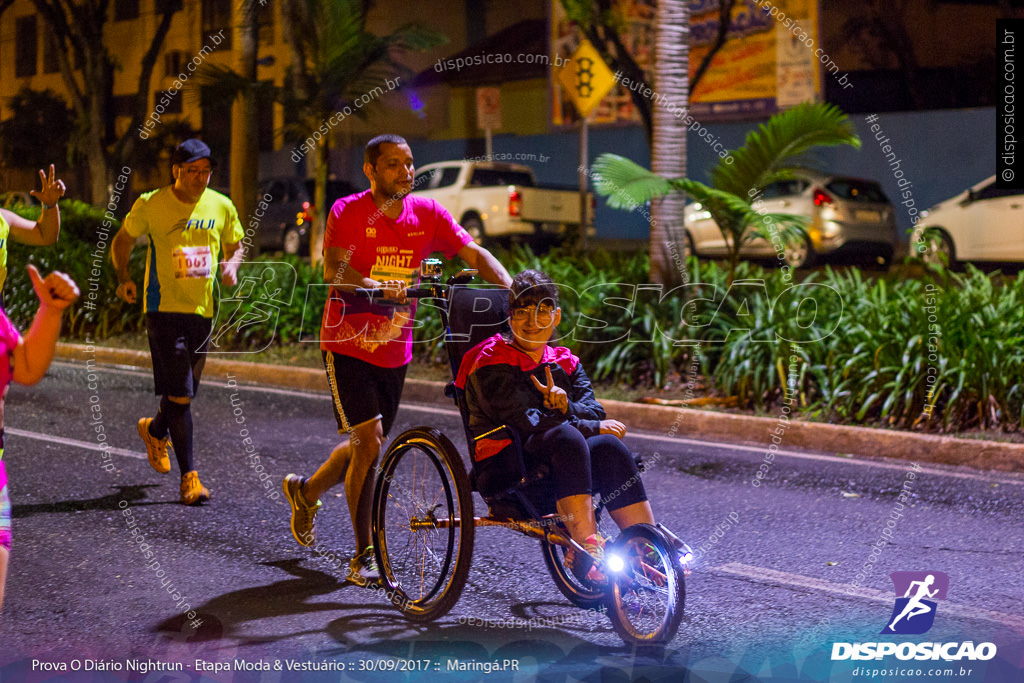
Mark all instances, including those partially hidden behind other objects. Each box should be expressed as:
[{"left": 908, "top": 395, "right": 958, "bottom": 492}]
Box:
[{"left": 1, "top": 359, "right": 1022, "bottom": 682}]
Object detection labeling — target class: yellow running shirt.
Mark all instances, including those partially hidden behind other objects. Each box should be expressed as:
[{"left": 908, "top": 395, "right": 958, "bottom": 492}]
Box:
[
  {"left": 0, "top": 213, "right": 8, "bottom": 292},
  {"left": 123, "top": 186, "right": 243, "bottom": 317}
]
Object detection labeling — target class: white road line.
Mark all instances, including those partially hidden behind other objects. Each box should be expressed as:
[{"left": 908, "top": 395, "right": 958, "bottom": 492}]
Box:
[
  {"left": 49, "top": 360, "right": 1024, "bottom": 485},
  {"left": 7, "top": 427, "right": 145, "bottom": 460},
  {"left": 712, "top": 562, "right": 1024, "bottom": 632},
  {"left": 628, "top": 430, "right": 1024, "bottom": 486}
]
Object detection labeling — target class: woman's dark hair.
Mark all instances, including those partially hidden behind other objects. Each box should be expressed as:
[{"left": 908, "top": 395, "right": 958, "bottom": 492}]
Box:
[{"left": 509, "top": 269, "right": 559, "bottom": 310}]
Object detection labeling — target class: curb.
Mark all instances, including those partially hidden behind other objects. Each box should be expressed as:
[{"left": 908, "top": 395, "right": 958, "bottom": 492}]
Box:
[{"left": 61, "top": 343, "right": 1024, "bottom": 473}]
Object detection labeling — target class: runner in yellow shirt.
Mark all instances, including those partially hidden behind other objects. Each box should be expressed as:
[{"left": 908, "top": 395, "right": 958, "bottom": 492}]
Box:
[{"left": 112, "top": 140, "right": 244, "bottom": 505}]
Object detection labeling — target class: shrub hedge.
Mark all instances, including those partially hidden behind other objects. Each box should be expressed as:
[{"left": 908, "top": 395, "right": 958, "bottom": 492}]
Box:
[{"left": 6, "top": 213, "right": 1019, "bottom": 433}]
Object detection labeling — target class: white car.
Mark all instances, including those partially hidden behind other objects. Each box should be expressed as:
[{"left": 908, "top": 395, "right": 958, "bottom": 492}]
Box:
[
  {"left": 917, "top": 175, "right": 1024, "bottom": 267},
  {"left": 684, "top": 173, "right": 898, "bottom": 269}
]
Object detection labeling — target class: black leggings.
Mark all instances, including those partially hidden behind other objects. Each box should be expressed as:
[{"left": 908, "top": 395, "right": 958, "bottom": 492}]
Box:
[{"left": 523, "top": 423, "right": 647, "bottom": 511}]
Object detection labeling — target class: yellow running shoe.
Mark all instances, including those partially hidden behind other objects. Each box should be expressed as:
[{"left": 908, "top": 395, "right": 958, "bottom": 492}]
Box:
[
  {"left": 180, "top": 471, "right": 211, "bottom": 505},
  {"left": 137, "top": 418, "right": 170, "bottom": 474},
  {"left": 283, "top": 474, "right": 320, "bottom": 547}
]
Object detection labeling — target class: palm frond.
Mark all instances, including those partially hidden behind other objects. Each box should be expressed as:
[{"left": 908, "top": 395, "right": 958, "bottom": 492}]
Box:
[
  {"left": 710, "top": 102, "right": 860, "bottom": 197},
  {"left": 591, "top": 154, "right": 674, "bottom": 208}
]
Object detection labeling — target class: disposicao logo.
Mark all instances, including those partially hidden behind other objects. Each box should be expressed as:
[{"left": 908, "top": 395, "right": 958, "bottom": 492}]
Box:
[
  {"left": 831, "top": 570, "right": 997, "bottom": 662},
  {"left": 882, "top": 570, "right": 948, "bottom": 635}
]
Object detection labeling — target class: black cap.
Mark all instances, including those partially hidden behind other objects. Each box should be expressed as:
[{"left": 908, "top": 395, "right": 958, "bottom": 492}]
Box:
[{"left": 171, "top": 139, "right": 212, "bottom": 165}]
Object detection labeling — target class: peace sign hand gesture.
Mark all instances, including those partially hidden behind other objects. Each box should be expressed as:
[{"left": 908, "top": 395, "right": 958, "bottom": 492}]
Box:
[
  {"left": 31, "top": 164, "right": 66, "bottom": 207},
  {"left": 531, "top": 365, "right": 569, "bottom": 414}
]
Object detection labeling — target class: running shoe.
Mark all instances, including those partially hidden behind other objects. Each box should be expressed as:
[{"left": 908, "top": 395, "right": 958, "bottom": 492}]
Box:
[
  {"left": 348, "top": 546, "right": 380, "bottom": 587},
  {"left": 283, "top": 474, "right": 321, "bottom": 547},
  {"left": 565, "top": 533, "right": 608, "bottom": 585},
  {"left": 137, "top": 417, "right": 170, "bottom": 474},
  {"left": 180, "top": 471, "right": 211, "bottom": 505}
]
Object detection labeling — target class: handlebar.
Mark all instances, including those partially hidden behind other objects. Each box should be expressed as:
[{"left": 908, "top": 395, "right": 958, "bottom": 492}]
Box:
[{"left": 353, "top": 286, "right": 435, "bottom": 305}]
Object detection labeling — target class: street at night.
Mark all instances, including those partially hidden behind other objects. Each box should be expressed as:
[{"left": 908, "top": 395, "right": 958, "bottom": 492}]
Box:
[{"left": 1, "top": 357, "right": 1021, "bottom": 681}]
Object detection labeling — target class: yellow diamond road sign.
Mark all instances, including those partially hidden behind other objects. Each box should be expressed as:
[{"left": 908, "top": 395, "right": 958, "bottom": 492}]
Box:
[{"left": 558, "top": 39, "right": 616, "bottom": 117}]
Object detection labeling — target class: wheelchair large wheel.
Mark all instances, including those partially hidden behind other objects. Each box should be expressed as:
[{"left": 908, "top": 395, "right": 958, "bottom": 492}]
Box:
[
  {"left": 372, "top": 427, "right": 474, "bottom": 622},
  {"left": 604, "top": 523, "right": 685, "bottom": 645}
]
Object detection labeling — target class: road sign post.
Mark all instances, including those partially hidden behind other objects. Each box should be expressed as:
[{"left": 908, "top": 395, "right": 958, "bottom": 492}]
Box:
[{"left": 557, "top": 40, "right": 616, "bottom": 250}]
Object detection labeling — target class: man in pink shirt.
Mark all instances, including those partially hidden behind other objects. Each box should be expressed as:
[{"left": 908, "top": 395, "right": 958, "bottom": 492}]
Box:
[{"left": 284, "top": 134, "right": 511, "bottom": 585}]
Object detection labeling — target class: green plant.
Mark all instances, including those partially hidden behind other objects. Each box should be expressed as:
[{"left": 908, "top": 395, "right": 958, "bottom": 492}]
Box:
[{"left": 592, "top": 102, "right": 862, "bottom": 283}]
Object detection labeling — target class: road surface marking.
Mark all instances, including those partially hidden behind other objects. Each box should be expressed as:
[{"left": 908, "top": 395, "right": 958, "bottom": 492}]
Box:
[
  {"left": 7, "top": 427, "right": 145, "bottom": 460},
  {"left": 712, "top": 562, "right": 1024, "bottom": 631},
  {"left": 48, "top": 361, "right": 1024, "bottom": 485}
]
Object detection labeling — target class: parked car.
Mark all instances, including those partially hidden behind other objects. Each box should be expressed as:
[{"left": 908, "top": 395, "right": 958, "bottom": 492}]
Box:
[
  {"left": 684, "top": 172, "right": 898, "bottom": 269},
  {"left": 411, "top": 160, "right": 593, "bottom": 242},
  {"left": 257, "top": 177, "right": 357, "bottom": 254},
  {"left": 917, "top": 175, "right": 1024, "bottom": 267}
]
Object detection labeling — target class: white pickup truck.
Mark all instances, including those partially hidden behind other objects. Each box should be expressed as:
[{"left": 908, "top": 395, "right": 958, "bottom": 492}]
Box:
[{"left": 411, "top": 160, "right": 593, "bottom": 242}]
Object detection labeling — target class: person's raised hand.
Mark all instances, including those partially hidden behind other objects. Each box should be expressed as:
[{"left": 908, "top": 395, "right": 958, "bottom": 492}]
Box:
[
  {"left": 28, "top": 264, "right": 79, "bottom": 311},
  {"left": 31, "top": 164, "right": 66, "bottom": 207},
  {"left": 531, "top": 365, "right": 568, "bottom": 413}
]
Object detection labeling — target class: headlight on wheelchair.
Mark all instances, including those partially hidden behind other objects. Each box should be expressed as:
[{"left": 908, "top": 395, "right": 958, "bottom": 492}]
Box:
[
  {"left": 678, "top": 544, "right": 694, "bottom": 567},
  {"left": 606, "top": 553, "right": 625, "bottom": 574}
]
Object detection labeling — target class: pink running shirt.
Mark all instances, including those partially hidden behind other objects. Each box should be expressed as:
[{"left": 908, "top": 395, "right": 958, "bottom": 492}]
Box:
[{"left": 319, "top": 190, "right": 473, "bottom": 368}]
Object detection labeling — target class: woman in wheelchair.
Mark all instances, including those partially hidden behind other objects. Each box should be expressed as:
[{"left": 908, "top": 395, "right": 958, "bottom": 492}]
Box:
[{"left": 455, "top": 269, "right": 656, "bottom": 585}]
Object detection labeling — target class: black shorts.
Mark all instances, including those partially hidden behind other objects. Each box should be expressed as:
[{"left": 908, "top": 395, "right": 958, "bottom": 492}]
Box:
[
  {"left": 146, "top": 312, "right": 212, "bottom": 398},
  {"left": 322, "top": 351, "right": 407, "bottom": 437}
]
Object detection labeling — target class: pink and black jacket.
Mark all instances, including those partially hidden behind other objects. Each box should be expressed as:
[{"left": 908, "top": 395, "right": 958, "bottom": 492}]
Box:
[{"left": 454, "top": 334, "right": 606, "bottom": 483}]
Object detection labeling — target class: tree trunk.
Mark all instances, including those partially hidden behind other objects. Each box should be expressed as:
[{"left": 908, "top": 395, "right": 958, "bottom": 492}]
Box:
[
  {"left": 231, "top": 0, "right": 260, "bottom": 258},
  {"left": 649, "top": 0, "right": 690, "bottom": 285},
  {"left": 310, "top": 140, "right": 329, "bottom": 267}
]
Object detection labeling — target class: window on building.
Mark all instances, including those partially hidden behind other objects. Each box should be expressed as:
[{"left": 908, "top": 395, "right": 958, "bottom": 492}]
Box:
[
  {"left": 156, "top": 0, "right": 183, "bottom": 14},
  {"left": 15, "top": 16, "right": 37, "bottom": 78},
  {"left": 43, "top": 32, "right": 60, "bottom": 74},
  {"left": 164, "top": 51, "right": 185, "bottom": 78},
  {"left": 114, "top": 0, "right": 140, "bottom": 21},
  {"left": 202, "top": 0, "right": 233, "bottom": 50},
  {"left": 156, "top": 90, "right": 183, "bottom": 114},
  {"left": 257, "top": 82, "right": 274, "bottom": 151}
]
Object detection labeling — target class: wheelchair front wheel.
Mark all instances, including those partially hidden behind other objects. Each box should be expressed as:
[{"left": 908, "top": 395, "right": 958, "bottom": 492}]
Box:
[
  {"left": 372, "top": 427, "right": 474, "bottom": 622},
  {"left": 541, "top": 509, "right": 617, "bottom": 610},
  {"left": 604, "top": 523, "right": 685, "bottom": 645}
]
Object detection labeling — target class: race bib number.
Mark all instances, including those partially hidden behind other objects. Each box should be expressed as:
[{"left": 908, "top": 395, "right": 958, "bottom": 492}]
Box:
[
  {"left": 172, "top": 246, "right": 213, "bottom": 280},
  {"left": 369, "top": 263, "right": 416, "bottom": 288}
]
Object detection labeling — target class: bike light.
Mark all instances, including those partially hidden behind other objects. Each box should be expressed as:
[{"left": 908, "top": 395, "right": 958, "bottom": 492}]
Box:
[
  {"left": 679, "top": 549, "right": 694, "bottom": 566},
  {"left": 606, "top": 553, "right": 625, "bottom": 573}
]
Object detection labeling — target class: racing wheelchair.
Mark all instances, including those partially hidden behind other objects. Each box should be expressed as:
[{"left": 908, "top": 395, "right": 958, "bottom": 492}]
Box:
[{"left": 361, "top": 260, "right": 691, "bottom": 645}]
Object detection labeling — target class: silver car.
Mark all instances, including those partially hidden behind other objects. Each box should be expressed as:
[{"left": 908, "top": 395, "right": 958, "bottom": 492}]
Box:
[{"left": 684, "top": 173, "right": 899, "bottom": 269}]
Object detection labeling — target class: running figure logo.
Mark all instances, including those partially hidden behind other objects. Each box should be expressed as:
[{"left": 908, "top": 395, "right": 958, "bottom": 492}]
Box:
[{"left": 882, "top": 571, "right": 949, "bottom": 635}]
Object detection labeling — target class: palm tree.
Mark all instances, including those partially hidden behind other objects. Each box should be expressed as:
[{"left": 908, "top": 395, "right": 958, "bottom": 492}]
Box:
[
  {"left": 649, "top": 0, "right": 690, "bottom": 286},
  {"left": 280, "top": 0, "right": 445, "bottom": 263},
  {"left": 199, "top": 0, "right": 445, "bottom": 263},
  {"left": 591, "top": 102, "right": 861, "bottom": 284}
]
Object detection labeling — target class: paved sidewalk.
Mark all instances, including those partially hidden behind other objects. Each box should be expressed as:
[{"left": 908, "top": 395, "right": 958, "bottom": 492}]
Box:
[{"left": 60, "top": 343, "right": 1024, "bottom": 473}]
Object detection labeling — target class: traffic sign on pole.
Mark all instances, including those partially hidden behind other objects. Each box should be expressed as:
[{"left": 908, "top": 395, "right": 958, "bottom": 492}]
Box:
[{"left": 557, "top": 39, "right": 616, "bottom": 117}]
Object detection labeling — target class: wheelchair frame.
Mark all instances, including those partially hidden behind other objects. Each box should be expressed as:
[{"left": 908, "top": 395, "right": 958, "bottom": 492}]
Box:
[{"left": 365, "top": 261, "right": 688, "bottom": 645}]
